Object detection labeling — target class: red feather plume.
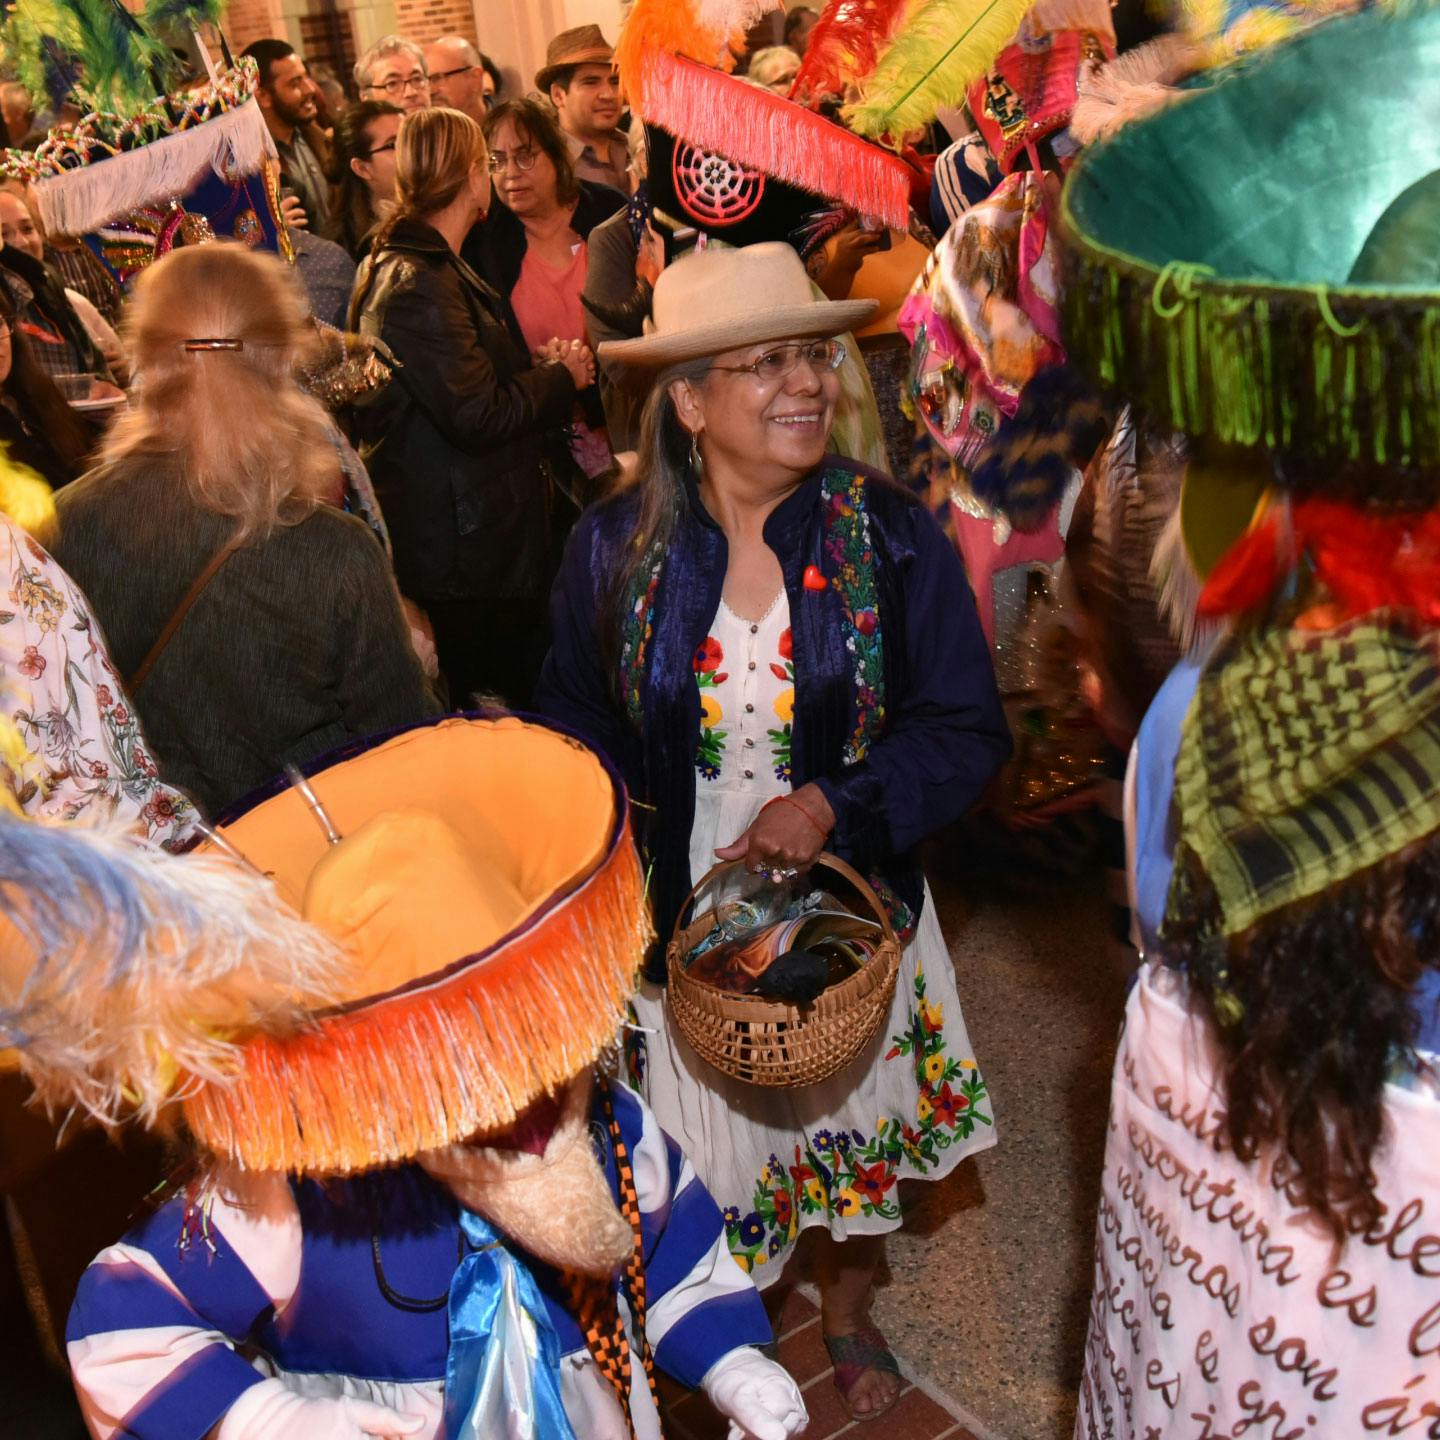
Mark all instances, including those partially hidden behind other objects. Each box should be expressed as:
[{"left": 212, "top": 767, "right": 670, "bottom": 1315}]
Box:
[{"left": 789, "top": 0, "right": 912, "bottom": 107}]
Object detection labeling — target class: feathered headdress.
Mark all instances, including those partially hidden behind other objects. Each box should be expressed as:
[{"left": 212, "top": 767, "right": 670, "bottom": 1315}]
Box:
[
  {"left": 617, "top": 0, "right": 913, "bottom": 229},
  {"left": 0, "top": 3, "right": 286, "bottom": 282}
]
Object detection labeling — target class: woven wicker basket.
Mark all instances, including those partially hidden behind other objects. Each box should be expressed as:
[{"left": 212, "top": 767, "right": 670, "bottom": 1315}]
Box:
[{"left": 666, "top": 855, "right": 901, "bottom": 1088}]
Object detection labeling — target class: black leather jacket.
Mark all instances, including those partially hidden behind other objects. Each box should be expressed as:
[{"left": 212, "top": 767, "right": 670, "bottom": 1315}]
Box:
[{"left": 349, "top": 219, "right": 577, "bottom": 604}]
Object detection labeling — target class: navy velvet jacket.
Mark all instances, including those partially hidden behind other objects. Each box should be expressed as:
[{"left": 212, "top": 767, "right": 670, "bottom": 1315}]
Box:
[{"left": 536, "top": 456, "right": 1011, "bottom": 977}]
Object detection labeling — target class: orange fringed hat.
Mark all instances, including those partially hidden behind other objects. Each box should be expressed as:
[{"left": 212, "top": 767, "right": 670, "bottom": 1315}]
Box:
[{"left": 183, "top": 715, "right": 651, "bottom": 1174}]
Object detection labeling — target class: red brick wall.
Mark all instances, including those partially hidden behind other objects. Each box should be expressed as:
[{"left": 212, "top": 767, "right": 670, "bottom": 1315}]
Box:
[
  {"left": 221, "top": 0, "right": 286, "bottom": 51},
  {"left": 391, "top": 0, "right": 478, "bottom": 45}
]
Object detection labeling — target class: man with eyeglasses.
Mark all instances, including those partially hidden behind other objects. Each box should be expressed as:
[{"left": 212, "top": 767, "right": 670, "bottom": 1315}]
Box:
[
  {"left": 354, "top": 35, "right": 431, "bottom": 114},
  {"left": 243, "top": 39, "right": 334, "bottom": 238},
  {"left": 423, "top": 36, "right": 487, "bottom": 123},
  {"left": 535, "top": 26, "right": 631, "bottom": 197}
]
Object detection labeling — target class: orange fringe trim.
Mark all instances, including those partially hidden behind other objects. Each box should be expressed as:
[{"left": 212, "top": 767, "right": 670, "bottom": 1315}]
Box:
[
  {"left": 182, "top": 830, "right": 653, "bottom": 1174},
  {"left": 637, "top": 50, "right": 912, "bottom": 230}
]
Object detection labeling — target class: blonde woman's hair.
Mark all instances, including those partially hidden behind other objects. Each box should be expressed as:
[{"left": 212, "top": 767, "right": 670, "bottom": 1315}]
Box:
[
  {"left": 394, "top": 106, "right": 484, "bottom": 222},
  {"left": 100, "top": 244, "right": 339, "bottom": 542}
]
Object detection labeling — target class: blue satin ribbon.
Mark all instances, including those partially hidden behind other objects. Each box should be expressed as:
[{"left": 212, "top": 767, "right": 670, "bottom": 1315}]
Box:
[{"left": 444, "top": 1209, "right": 577, "bottom": 1440}]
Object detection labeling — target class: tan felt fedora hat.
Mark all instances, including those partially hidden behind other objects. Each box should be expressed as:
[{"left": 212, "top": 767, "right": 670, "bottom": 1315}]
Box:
[
  {"left": 598, "top": 242, "right": 877, "bottom": 369},
  {"left": 535, "top": 25, "right": 616, "bottom": 93}
]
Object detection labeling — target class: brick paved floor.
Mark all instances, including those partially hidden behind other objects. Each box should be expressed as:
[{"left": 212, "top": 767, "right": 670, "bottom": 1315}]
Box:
[{"left": 658, "top": 1284, "right": 983, "bottom": 1440}]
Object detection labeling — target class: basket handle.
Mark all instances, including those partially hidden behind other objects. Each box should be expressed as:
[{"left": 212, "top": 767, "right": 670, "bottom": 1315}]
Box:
[{"left": 670, "top": 853, "right": 899, "bottom": 948}]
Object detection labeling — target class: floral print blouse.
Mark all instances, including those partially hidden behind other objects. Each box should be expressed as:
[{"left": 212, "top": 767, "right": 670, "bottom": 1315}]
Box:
[
  {"left": 693, "top": 593, "right": 796, "bottom": 791},
  {"left": 1, "top": 514, "right": 198, "bottom": 846}
]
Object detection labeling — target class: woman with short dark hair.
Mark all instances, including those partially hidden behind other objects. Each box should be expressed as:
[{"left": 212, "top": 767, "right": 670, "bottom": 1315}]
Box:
[{"left": 463, "top": 97, "right": 625, "bottom": 483}]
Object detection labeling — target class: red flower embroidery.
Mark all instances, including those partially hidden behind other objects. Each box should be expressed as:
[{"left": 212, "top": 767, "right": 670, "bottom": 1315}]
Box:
[
  {"left": 111, "top": 705, "right": 129, "bottom": 725},
  {"left": 852, "top": 1160, "right": 896, "bottom": 1204},
  {"left": 132, "top": 745, "right": 156, "bottom": 777},
  {"left": 95, "top": 684, "right": 113, "bottom": 709},
  {"left": 88, "top": 760, "right": 109, "bottom": 778},
  {"left": 17, "top": 645, "right": 45, "bottom": 678},
  {"left": 772, "top": 1187, "right": 793, "bottom": 1228},
  {"left": 693, "top": 636, "right": 724, "bottom": 675},
  {"left": 778, "top": 627, "right": 793, "bottom": 660},
  {"left": 931, "top": 1083, "right": 970, "bottom": 1129}
]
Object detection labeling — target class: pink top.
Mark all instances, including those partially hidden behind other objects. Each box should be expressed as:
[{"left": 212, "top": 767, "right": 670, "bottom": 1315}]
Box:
[
  {"left": 510, "top": 240, "right": 613, "bottom": 478},
  {"left": 510, "top": 242, "right": 589, "bottom": 354}
]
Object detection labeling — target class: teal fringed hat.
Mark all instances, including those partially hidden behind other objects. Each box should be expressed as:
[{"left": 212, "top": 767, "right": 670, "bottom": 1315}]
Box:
[{"left": 1059, "top": 3, "right": 1440, "bottom": 502}]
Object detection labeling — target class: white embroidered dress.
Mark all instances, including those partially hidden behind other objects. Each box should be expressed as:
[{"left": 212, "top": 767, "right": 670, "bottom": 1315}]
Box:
[{"left": 629, "top": 590, "right": 997, "bottom": 1282}]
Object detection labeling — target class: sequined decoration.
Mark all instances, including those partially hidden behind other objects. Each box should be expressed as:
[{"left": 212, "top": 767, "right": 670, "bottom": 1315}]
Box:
[{"left": 232, "top": 208, "right": 262, "bottom": 248}]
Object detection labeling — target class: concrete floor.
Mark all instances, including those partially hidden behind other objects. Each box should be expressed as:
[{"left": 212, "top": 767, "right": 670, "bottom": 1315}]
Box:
[{"left": 868, "top": 854, "right": 1130, "bottom": 1440}]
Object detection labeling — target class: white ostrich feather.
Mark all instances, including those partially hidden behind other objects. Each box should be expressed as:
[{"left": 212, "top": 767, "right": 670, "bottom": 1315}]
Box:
[{"left": 0, "top": 818, "right": 343, "bottom": 1131}]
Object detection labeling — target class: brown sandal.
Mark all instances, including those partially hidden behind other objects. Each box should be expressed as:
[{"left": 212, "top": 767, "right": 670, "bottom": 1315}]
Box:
[{"left": 824, "top": 1326, "right": 902, "bottom": 1422}]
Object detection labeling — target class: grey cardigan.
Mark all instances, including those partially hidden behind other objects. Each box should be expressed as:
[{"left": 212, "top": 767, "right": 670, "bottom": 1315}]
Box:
[{"left": 54, "top": 463, "right": 440, "bottom": 816}]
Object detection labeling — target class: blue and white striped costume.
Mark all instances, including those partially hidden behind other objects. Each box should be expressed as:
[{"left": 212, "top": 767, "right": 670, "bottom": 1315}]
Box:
[{"left": 67, "top": 1084, "right": 771, "bottom": 1440}]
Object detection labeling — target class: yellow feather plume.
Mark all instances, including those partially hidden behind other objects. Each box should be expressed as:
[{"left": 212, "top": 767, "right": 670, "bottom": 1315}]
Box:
[
  {"left": 844, "top": 0, "right": 1040, "bottom": 140},
  {"left": 0, "top": 446, "right": 56, "bottom": 545}
]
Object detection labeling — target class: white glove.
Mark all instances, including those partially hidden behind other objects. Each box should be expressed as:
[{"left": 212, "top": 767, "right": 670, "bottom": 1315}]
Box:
[
  {"left": 217, "top": 1378, "right": 425, "bottom": 1439},
  {"left": 701, "top": 1347, "right": 808, "bottom": 1440}
]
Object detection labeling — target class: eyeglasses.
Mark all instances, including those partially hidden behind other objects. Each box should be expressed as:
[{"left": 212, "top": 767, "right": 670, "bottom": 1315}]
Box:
[
  {"left": 709, "top": 339, "right": 847, "bottom": 383},
  {"left": 488, "top": 147, "right": 537, "bottom": 174},
  {"left": 428, "top": 63, "right": 477, "bottom": 84},
  {"left": 366, "top": 137, "right": 397, "bottom": 157},
  {"left": 368, "top": 72, "right": 428, "bottom": 97}
]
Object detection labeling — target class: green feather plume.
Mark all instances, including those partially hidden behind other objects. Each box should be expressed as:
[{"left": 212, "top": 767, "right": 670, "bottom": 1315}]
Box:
[
  {"left": 0, "top": 0, "right": 173, "bottom": 120},
  {"left": 140, "top": 0, "right": 226, "bottom": 43},
  {"left": 844, "top": 0, "right": 1039, "bottom": 140}
]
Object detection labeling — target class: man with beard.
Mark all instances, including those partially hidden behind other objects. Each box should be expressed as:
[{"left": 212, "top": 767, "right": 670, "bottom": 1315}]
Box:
[
  {"left": 537, "top": 26, "right": 631, "bottom": 197},
  {"left": 243, "top": 39, "right": 334, "bottom": 238}
]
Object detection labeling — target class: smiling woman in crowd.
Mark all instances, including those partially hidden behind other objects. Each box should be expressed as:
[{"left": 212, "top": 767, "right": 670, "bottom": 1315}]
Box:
[{"left": 538, "top": 242, "right": 1010, "bottom": 1423}]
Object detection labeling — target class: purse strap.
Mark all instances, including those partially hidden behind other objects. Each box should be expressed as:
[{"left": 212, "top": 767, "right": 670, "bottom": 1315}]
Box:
[{"left": 125, "top": 539, "right": 241, "bottom": 694}]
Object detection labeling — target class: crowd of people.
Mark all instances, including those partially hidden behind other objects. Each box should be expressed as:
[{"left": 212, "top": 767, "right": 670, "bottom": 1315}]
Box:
[{"left": 1, "top": 0, "right": 1438, "bottom": 1437}]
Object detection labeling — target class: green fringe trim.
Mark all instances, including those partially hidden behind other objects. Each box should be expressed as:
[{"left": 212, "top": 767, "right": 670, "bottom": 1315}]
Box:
[{"left": 1058, "top": 175, "right": 1440, "bottom": 501}]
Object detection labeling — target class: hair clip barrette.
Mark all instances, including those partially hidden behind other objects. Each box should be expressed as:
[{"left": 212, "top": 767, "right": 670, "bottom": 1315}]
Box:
[{"left": 183, "top": 338, "right": 244, "bottom": 352}]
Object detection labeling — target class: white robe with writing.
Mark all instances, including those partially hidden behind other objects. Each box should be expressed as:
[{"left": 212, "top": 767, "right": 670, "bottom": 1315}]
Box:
[{"left": 1076, "top": 963, "right": 1440, "bottom": 1440}]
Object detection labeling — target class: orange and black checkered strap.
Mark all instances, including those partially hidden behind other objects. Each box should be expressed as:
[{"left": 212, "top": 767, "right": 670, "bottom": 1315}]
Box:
[{"left": 559, "top": 1077, "right": 662, "bottom": 1438}]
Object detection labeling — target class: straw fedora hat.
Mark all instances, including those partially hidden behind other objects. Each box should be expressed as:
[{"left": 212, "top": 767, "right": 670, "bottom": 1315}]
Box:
[
  {"left": 598, "top": 242, "right": 877, "bottom": 369},
  {"left": 535, "top": 24, "right": 616, "bottom": 93}
]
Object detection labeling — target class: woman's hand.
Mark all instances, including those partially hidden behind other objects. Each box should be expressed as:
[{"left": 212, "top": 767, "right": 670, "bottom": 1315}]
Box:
[
  {"left": 715, "top": 784, "right": 836, "bottom": 879},
  {"left": 557, "top": 338, "right": 595, "bottom": 389},
  {"left": 533, "top": 337, "right": 594, "bottom": 388}
]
